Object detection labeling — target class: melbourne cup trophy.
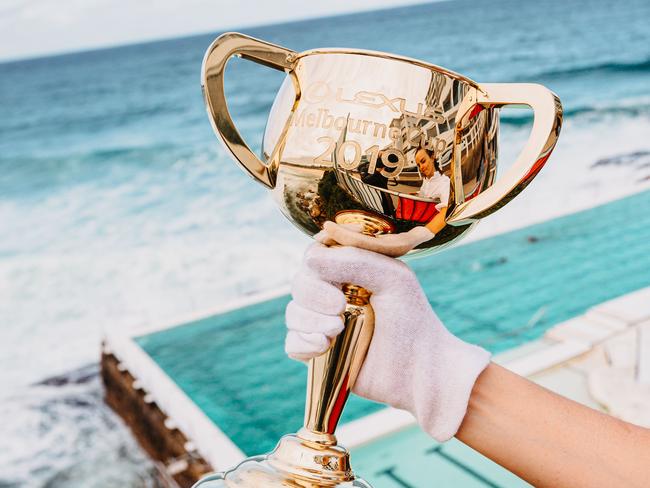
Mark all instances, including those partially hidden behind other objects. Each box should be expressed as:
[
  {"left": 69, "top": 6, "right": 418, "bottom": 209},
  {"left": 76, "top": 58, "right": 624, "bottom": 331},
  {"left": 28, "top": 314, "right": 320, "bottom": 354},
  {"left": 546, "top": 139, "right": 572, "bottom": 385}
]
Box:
[{"left": 195, "top": 32, "right": 562, "bottom": 487}]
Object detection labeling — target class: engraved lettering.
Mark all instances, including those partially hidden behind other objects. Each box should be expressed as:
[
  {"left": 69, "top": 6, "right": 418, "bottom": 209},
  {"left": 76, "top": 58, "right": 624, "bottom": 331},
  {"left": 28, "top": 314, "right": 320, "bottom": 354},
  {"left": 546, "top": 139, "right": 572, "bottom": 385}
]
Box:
[
  {"left": 366, "top": 145, "right": 380, "bottom": 174},
  {"left": 335, "top": 87, "right": 354, "bottom": 104},
  {"left": 305, "top": 81, "right": 330, "bottom": 104},
  {"left": 407, "top": 127, "right": 422, "bottom": 147},
  {"left": 291, "top": 108, "right": 390, "bottom": 144},
  {"left": 354, "top": 91, "right": 379, "bottom": 105},
  {"left": 310, "top": 136, "right": 410, "bottom": 177},
  {"left": 320, "top": 109, "right": 335, "bottom": 129},
  {"left": 380, "top": 148, "right": 405, "bottom": 177},
  {"left": 348, "top": 118, "right": 363, "bottom": 134},
  {"left": 372, "top": 122, "right": 386, "bottom": 138},
  {"left": 337, "top": 140, "right": 362, "bottom": 170},
  {"left": 292, "top": 110, "right": 307, "bottom": 127},
  {"left": 314, "top": 136, "right": 336, "bottom": 164},
  {"left": 334, "top": 116, "right": 347, "bottom": 130},
  {"left": 304, "top": 83, "right": 446, "bottom": 123}
]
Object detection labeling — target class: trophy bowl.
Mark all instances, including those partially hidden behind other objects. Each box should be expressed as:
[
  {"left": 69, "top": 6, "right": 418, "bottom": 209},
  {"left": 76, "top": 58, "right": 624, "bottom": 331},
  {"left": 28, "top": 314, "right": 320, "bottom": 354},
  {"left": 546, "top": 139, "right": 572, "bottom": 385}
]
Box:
[
  {"left": 202, "top": 32, "right": 562, "bottom": 252},
  {"left": 195, "top": 32, "right": 562, "bottom": 487}
]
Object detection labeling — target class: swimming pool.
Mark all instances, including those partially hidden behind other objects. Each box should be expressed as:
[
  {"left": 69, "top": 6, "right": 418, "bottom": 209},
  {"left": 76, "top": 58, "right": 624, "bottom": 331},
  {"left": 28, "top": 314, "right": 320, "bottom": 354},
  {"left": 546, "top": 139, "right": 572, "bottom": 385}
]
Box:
[
  {"left": 136, "top": 189, "right": 650, "bottom": 459},
  {"left": 351, "top": 427, "right": 531, "bottom": 487}
]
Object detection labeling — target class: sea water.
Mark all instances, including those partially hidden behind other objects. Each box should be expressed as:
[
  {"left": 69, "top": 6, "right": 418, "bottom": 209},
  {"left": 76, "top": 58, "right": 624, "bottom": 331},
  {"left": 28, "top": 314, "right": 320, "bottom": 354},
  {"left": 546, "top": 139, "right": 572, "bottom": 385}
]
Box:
[{"left": 1, "top": 0, "right": 650, "bottom": 485}]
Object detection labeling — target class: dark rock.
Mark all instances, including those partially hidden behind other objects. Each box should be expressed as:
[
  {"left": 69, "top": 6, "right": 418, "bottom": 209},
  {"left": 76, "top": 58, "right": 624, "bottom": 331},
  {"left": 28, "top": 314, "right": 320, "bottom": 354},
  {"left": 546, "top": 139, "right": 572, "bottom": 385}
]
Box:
[{"left": 35, "top": 364, "right": 99, "bottom": 387}]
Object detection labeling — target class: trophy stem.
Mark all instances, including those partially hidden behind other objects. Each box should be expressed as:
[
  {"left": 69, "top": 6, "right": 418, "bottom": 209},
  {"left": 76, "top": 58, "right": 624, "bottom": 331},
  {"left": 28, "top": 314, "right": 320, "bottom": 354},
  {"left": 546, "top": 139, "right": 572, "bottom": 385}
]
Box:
[
  {"left": 301, "top": 284, "right": 375, "bottom": 441},
  {"left": 299, "top": 210, "right": 392, "bottom": 442}
]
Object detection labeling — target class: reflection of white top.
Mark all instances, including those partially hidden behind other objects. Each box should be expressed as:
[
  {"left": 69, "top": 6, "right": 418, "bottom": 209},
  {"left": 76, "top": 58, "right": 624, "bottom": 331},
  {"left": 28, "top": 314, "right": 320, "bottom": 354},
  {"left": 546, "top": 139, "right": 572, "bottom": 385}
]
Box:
[{"left": 418, "top": 172, "right": 450, "bottom": 210}]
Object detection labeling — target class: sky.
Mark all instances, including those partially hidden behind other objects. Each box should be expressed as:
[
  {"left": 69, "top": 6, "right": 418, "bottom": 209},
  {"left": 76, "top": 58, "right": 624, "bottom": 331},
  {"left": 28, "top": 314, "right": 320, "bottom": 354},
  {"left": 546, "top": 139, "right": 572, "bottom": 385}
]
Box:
[{"left": 0, "top": 0, "right": 437, "bottom": 61}]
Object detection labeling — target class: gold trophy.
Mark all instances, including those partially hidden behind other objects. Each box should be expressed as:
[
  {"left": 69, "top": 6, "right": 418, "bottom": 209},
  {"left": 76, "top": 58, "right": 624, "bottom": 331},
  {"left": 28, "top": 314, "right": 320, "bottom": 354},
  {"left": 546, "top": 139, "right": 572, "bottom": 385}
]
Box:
[{"left": 195, "top": 32, "right": 562, "bottom": 487}]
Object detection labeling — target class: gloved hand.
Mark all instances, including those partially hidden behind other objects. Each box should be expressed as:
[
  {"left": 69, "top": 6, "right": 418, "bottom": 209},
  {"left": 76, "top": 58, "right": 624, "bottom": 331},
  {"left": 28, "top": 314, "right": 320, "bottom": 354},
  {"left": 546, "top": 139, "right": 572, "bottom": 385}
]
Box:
[
  {"left": 285, "top": 243, "right": 491, "bottom": 442},
  {"left": 316, "top": 221, "right": 434, "bottom": 257}
]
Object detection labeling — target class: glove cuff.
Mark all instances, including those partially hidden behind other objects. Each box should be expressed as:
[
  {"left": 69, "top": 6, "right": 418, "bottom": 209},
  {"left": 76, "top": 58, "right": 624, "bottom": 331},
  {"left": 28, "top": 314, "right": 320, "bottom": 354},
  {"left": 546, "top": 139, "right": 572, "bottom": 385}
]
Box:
[{"left": 411, "top": 330, "right": 491, "bottom": 442}]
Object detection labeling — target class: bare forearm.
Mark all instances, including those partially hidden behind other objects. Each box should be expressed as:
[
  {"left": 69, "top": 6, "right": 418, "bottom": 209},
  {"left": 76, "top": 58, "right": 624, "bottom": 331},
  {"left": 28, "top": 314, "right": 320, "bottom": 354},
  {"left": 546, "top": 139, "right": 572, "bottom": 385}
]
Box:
[{"left": 456, "top": 363, "right": 650, "bottom": 488}]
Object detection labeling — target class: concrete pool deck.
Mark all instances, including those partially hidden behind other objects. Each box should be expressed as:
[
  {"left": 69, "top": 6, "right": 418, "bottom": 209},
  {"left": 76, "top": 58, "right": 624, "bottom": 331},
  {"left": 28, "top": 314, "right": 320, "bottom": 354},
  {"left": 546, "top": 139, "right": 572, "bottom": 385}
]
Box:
[{"left": 102, "top": 190, "right": 650, "bottom": 486}]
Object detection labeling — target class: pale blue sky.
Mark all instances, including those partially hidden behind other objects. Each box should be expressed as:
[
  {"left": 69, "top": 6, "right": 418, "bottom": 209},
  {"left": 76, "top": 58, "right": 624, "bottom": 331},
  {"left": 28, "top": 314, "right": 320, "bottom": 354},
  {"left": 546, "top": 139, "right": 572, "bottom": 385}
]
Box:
[{"left": 0, "top": 0, "right": 437, "bottom": 61}]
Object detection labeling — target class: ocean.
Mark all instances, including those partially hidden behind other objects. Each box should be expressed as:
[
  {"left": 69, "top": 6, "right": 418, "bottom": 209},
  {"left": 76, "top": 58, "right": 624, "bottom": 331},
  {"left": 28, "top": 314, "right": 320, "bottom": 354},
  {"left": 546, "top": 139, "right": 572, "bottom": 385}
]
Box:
[{"left": 1, "top": 0, "right": 649, "bottom": 485}]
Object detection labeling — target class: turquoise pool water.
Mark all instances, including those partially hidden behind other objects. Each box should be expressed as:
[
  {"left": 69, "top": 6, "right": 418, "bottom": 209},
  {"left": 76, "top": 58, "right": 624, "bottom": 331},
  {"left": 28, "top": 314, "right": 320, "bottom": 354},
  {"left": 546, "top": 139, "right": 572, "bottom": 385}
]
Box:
[
  {"left": 136, "top": 190, "right": 650, "bottom": 457},
  {"left": 351, "top": 427, "right": 531, "bottom": 488}
]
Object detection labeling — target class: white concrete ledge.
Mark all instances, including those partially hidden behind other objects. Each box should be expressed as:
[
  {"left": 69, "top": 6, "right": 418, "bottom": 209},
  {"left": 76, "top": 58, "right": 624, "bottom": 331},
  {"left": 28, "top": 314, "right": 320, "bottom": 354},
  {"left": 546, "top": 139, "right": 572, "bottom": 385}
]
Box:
[
  {"left": 588, "top": 287, "right": 650, "bottom": 326},
  {"left": 104, "top": 329, "right": 247, "bottom": 470},
  {"left": 503, "top": 340, "right": 591, "bottom": 377},
  {"left": 128, "top": 286, "right": 291, "bottom": 337},
  {"left": 545, "top": 315, "right": 624, "bottom": 345},
  {"left": 604, "top": 329, "right": 638, "bottom": 368}
]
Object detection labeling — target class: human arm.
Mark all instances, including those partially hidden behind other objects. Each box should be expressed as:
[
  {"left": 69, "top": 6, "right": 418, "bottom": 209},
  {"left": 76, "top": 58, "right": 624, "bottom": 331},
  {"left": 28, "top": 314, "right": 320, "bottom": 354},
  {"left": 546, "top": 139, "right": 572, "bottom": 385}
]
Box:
[
  {"left": 425, "top": 206, "right": 447, "bottom": 234},
  {"left": 459, "top": 363, "right": 650, "bottom": 488},
  {"left": 286, "top": 244, "right": 650, "bottom": 488}
]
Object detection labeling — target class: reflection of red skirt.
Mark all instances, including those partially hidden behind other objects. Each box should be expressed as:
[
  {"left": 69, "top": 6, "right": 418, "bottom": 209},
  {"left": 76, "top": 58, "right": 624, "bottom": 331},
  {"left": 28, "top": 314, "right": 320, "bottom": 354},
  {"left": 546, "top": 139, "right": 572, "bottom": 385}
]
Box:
[{"left": 396, "top": 196, "right": 439, "bottom": 223}]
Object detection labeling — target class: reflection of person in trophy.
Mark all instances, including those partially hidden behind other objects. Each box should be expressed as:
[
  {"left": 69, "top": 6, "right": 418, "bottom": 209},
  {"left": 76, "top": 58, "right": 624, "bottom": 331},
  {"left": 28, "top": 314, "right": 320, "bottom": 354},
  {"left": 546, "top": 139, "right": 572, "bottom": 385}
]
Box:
[
  {"left": 414, "top": 146, "right": 449, "bottom": 236},
  {"left": 286, "top": 245, "right": 650, "bottom": 488},
  {"left": 317, "top": 147, "right": 449, "bottom": 257},
  {"left": 415, "top": 147, "right": 450, "bottom": 210}
]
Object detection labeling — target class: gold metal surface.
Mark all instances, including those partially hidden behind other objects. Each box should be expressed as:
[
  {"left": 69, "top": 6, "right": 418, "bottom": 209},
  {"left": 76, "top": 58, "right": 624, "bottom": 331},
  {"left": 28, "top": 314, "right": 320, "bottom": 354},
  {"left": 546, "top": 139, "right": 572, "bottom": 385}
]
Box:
[
  {"left": 303, "top": 285, "right": 374, "bottom": 436},
  {"left": 193, "top": 284, "right": 376, "bottom": 488},
  {"left": 202, "top": 32, "right": 295, "bottom": 188},
  {"left": 193, "top": 439, "right": 372, "bottom": 487},
  {"left": 203, "top": 32, "right": 562, "bottom": 251},
  {"left": 334, "top": 210, "right": 395, "bottom": 236},
  {"left": 196, "top": 31, "right": 564, "bottom": 487}
]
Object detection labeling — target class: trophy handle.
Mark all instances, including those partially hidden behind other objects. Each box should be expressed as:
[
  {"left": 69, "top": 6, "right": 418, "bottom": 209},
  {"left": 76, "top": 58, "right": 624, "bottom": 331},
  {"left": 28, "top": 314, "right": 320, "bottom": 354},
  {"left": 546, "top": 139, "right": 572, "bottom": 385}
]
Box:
[
  {"left": 447, "top": 83, "right": 563, "bottom": 224},
  {"left": 201, "top": 32, "right": 296, "bottom": 189}
]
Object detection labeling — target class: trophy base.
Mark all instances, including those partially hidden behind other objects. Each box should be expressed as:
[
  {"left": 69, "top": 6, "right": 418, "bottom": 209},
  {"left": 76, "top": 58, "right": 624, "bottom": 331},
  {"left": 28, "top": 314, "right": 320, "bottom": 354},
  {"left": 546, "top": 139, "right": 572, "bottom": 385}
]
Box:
[
  {"left": 334, "top": 210, "right": 394, "bottom": 236},
  {"left": 192, "top": 430, "right": 373, "bottom": 487}
]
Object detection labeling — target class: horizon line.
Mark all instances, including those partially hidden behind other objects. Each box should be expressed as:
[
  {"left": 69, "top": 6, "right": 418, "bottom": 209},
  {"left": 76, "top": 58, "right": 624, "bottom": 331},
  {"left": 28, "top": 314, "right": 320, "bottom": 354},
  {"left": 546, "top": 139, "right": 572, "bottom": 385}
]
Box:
[{"left": 0, "top": 0, "right": 447, "bottom": 65}]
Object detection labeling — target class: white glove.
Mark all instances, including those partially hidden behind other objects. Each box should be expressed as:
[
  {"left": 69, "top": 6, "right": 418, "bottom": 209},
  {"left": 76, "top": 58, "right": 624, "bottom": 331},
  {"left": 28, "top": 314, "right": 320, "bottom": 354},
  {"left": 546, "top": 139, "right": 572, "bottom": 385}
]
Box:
[
  {"left": 316, "top": 221, "right": 434, "bottom": 257},
  {"left": 285, "top": 244, "right": 491, "bottom": 442}
]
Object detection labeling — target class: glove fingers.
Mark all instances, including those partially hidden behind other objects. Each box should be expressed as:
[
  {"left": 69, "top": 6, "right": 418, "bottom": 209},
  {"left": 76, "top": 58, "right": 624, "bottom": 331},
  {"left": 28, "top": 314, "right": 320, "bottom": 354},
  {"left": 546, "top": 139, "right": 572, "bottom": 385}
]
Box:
[
  {"left": 291, "top": 265, "right": 346, "bottom": 315},
  {"left": 286, "top": 301, "right": 344, "bottom": 337},
  {"left": 285, "top": 330, "right": 331, "bottom": 361},
  {"left": 304, "top": 242, "right": 412, "bottom": 293}
]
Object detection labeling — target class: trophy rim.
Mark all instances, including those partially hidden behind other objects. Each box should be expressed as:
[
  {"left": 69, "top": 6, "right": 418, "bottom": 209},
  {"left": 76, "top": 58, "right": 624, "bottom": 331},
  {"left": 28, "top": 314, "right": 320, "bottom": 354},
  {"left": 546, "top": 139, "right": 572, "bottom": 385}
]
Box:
[{"left": 293, "top": 48, "right": 480, "bottom": 90}]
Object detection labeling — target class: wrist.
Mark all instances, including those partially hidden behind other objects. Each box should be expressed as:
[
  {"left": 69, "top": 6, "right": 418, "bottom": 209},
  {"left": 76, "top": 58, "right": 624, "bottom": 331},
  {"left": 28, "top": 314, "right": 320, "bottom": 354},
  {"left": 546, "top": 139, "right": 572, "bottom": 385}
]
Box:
[{"left": 410, "top": 328, "right": 491, "bottom": 442}]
